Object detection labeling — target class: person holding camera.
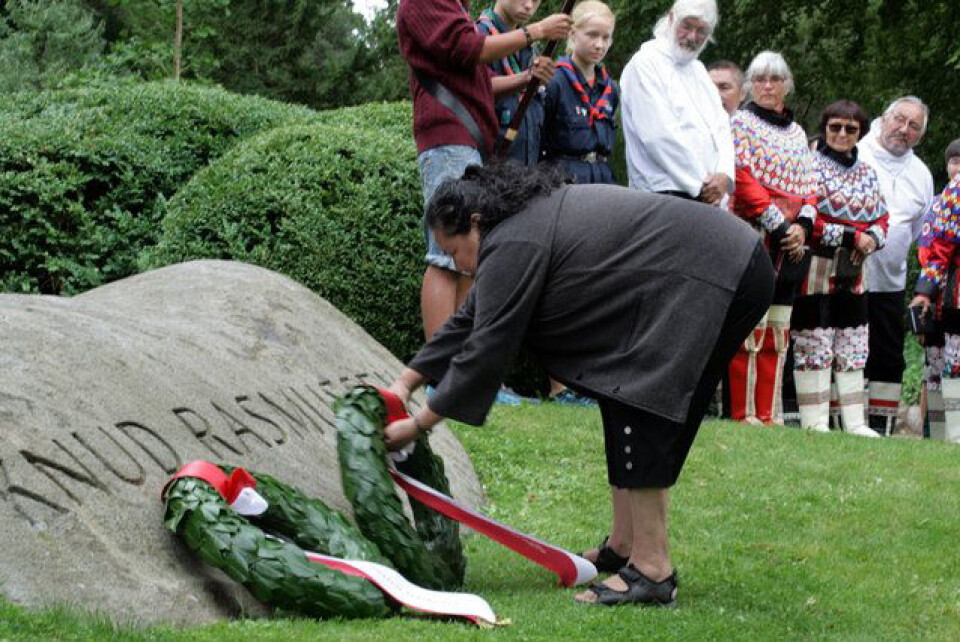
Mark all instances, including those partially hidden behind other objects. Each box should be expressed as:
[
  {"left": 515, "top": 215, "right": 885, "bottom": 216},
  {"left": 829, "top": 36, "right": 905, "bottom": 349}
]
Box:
[
  {"left": 912, "top": 155, "right": 960, "bottom": 444},
  {"left": 790, "top": 100, "right": 888, "bottom": 436},
  {"left": 916, "top": 140, "right": 960, "bottom": 440}
]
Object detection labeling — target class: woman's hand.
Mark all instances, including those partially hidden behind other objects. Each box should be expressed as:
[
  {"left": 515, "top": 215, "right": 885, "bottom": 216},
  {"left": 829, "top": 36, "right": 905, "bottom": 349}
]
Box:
[
  {"left": 387, "top": 380, "right": 412, "bottom": 406},
  {"left": 384, "top": 406, "right": 442, "bottom": 451},
  {"left": 855, "top": 233, "right": 877, "bottom": 257},
  {"left": 910, "top": 294, "right": 932, "bottom": 317},
  {"left": 387, "top": 368, "right": 425, "bottom": 406},
  {"left": 697, "top": 174, "right": 728, "bottom": 205},
  {"left": 384, "top": 417, "right": 420, "bottom": 451},
  {"left": 781, "top": 224, "right": 806, "bottom": 262}
]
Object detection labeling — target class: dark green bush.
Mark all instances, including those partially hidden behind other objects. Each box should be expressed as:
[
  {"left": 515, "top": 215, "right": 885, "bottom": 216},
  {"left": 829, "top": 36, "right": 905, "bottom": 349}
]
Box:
[
  {"left": 0, "top": 81, "right": 316, "bottom": 293},
  {"left": 313, "top": 101, "right": 414, "bottom": 136},
  {"left": 141, "top": 117, "right": 426, "bottom": 363},
  {"left": 2, "top": 80, "right": 541, "bottom": 391}
]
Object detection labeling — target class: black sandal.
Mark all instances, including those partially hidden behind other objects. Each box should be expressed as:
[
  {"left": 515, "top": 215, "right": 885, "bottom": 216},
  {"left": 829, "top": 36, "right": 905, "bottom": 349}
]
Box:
[
  {"left": 577, "top": 564, "right": 678, "bottom": 607},
  {"left": 580, "top": 535, "right": 629, "bottom": 574}
]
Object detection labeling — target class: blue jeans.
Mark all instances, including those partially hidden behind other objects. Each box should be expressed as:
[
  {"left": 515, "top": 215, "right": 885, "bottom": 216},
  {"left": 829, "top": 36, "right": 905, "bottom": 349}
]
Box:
[{"left": 417, "top": 145, "right": 482, "bottom": 273}]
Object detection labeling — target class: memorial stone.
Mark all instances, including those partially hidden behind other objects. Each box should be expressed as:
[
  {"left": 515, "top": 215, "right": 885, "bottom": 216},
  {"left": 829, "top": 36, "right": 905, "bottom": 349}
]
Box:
[{"left": 0, "top": 260, "right": 484, "bottom": 625}]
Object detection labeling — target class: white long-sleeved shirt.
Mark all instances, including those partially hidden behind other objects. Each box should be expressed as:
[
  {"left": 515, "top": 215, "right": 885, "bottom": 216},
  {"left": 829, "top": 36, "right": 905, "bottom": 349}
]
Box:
[
  {"left": 620, "top": 37, "right": 735, "bottom": 198},
  {"left": 860, "top": 119, "right": 935, "bottom": 292}
]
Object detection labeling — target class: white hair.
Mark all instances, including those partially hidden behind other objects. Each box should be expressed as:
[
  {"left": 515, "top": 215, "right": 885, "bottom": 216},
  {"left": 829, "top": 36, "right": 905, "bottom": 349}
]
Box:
[
  {"left": 883, "top": 95, "right": 930, "bottom": 136},
  {"left": 653, "top": 0, "right": 718, "bottom": 40},
  {"left": 744, "top": 51, "right": 794, "bottom": 96}
]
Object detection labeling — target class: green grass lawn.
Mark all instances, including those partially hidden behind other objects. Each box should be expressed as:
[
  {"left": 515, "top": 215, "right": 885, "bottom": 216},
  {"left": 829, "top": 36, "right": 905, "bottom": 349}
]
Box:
[{"left": 3, "top": 406, "right": 959, "bottom": 641}]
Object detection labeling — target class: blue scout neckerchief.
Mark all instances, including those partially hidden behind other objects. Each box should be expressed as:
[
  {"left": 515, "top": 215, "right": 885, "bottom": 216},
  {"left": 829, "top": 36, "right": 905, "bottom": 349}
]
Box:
[
  {"left": 555, "top": 56, "right": 614, "bottom": 128},
  {"left": 476, "top": 8, "right": 523, "bottom": 75}
]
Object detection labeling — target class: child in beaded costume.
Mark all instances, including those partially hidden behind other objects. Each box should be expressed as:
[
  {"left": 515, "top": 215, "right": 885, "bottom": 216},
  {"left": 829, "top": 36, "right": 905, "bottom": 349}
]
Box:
[{"left": 913, "top": 141, "right": 960, "bottom": 443}]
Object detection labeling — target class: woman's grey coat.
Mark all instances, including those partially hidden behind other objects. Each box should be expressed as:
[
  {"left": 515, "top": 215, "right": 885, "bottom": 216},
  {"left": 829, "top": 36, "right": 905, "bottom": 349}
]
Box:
[{"left": 408, "top": 184, "right": 762, "bottom": 425}]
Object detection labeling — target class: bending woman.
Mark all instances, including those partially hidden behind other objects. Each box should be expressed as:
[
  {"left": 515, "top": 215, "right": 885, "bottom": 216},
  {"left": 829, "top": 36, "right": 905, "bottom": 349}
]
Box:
[{"left": 383, "top": 162, "right": 773, "bottom": 606}]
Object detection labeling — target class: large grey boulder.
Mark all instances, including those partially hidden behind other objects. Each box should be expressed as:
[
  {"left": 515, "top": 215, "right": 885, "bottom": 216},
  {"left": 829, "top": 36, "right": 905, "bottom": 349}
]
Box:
[{"left": 0, "top": 260, "right": 483, "bottom": 625}]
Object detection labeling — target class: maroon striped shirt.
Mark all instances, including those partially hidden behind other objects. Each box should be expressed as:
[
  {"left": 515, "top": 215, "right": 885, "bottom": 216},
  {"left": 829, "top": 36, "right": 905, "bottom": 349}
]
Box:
[{"left": 397, "top": 0, "right": 498, "bottom": 155}]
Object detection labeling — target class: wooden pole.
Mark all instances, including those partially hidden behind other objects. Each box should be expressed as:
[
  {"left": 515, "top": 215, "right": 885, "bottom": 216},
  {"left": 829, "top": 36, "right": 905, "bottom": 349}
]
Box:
[{"left": 494, "top": 0, "right": 577, "bottom": 159}]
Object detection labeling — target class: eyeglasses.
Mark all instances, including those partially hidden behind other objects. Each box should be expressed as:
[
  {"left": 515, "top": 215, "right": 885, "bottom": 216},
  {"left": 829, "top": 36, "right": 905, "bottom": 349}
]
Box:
[
  {"left": 753, "top": 75, "right": 784, "bottom": 86},
  {"left": 890, "top": 112, "right": 923, "bottom": 133},
  {"left": 676, "top": 18, "right": 712, "bottom": 39},
  {"left": 827, "top": 122, "right": 860, "bottom": 136}
]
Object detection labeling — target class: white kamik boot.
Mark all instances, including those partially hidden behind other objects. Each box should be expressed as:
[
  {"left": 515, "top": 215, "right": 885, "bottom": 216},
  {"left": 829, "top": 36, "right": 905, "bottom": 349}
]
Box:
[
  {"left": 941, "top": 377, "right": 960, "bottom": 445},
  {"left": 836, "top": 370, "right": 879, "bottom": 438},
  {"left": 794, "top": 369, "right": 830, "bottom": 432}
]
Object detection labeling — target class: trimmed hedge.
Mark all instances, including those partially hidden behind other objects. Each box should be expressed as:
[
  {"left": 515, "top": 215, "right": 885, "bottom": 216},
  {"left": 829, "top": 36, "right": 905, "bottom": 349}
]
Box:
[
  {"left": 2, "top": 80, "right": 542, "bottom": 391},
  {"left": 142, "top": 114, "right": 426, "bottom": 362},
  {"left": 0, "top": 81, "right": 316, "bottom": 294},
  {"left": 314, "top": 101, "right": 414, "bottom": 137}
]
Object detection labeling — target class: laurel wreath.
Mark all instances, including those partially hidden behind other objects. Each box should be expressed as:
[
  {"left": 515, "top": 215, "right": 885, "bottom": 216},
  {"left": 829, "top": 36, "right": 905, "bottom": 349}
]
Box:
[
  {"left": 334, "top": 386, "right": 465, "bottom": 591},
  {"left": 162, "top": 385, "right": 465, "bottom": 618}
]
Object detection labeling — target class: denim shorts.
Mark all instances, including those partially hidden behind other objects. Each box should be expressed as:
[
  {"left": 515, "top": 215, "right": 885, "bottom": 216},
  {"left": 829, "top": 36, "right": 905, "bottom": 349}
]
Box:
[{"left": 417, "top": 145, "right": 482, "bottom": 273}]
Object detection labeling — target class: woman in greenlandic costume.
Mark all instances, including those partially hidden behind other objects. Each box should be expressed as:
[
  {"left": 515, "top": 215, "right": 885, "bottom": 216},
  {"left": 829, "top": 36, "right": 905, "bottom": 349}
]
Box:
[
  {"left": 382, "top": 162, "right": 775, "bottom": 606},
  {"left": 790, "top": 100, "right": 889, "bottom": 437}
]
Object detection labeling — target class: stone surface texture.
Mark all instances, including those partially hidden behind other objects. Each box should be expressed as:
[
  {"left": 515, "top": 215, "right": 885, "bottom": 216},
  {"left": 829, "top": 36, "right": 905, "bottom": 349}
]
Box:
[{"left": 0, "top": 260, "right": 483, "bottom": 625}]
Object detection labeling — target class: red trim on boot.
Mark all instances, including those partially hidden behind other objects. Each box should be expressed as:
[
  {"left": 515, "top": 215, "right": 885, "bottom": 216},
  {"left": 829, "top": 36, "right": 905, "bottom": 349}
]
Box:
[
  {"left": 728, "top": 347, "right": 751, "bottom": 421},
  {"left": 754, "top": 327, "right": 780, "bottom": 424}
]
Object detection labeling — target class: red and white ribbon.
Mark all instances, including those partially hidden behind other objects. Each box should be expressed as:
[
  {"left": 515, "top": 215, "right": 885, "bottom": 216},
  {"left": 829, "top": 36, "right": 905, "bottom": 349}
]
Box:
[
  {"left": 375, "top": 388, "right": 598, "bottom": 588},
  {"left": 162, "top": 460, "right": 267, "bottom": 515},
  {"left": 165, "top": 461, "right": 497, "bottom": 626},
  {"left": 390, "top": 469, "right": 597, "bottom": 587},
  {"left": 306, "top": 553, "right": 497, "bottom": 626}
]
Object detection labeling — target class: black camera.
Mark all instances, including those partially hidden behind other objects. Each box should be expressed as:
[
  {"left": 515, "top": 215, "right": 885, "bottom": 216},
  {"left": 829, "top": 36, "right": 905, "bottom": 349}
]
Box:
[{"left": 908, "top": 304, "right": 936, "bottom": 335}]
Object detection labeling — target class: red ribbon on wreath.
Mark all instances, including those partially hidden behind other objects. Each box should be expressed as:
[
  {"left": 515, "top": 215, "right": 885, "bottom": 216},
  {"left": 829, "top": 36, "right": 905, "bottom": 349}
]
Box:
[{"left": 161, "top": 460, "right": 256, "bottom": 504}]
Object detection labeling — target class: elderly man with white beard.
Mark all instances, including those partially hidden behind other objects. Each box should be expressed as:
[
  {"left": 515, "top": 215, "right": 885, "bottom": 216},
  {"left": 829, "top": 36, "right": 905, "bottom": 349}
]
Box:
[
  {"left": 620, "top": 0, "right": 733, "bottom": 206},
  {"left": 860, "top": 96, "right": 935, "bottom": 436}
]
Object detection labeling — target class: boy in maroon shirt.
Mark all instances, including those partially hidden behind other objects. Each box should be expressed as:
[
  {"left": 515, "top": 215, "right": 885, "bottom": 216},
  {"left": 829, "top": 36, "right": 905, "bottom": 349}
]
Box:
[{"left": 397, "top": 0, "right": 570, "bottom": 342}]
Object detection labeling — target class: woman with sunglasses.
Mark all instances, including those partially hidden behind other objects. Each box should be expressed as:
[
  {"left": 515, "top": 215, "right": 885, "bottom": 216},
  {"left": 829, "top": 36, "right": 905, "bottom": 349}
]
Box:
[
  {"left": 725, "top": 51, "right": 817, "bottom": 425},
  {"left": 791, "top": 100, "right": 889, "bottom": 435}
]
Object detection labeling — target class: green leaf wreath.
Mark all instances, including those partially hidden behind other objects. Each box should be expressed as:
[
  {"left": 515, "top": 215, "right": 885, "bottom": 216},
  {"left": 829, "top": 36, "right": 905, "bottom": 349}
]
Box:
[
  {"left": 335, "top": 386, "right": 465, "bottom": 591},
  {"left": 162, "top": 385, "right": 466, "bottom": 618}
]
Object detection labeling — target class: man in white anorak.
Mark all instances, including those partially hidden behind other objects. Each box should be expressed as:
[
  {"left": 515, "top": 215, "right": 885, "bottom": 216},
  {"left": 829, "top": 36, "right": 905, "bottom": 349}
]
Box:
[
  {"left": 860, "top": 96, "right": 935, "bottom": 435},
  {"left": 620, "top": 0, "right": 733, "bottom": 206}
]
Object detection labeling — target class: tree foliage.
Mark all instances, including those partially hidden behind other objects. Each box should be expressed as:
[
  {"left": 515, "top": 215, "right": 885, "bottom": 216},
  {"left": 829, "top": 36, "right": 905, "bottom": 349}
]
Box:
[
  {"left": 4, "top": 0, "right": 952, "bottom": 176},
  {"left": 0, "top": 82, "right": 315, "bottom": 294},
  {"left": 580, "top": 0, "right": 959, "bottom": 183},
  {"left": 66, "top": 0, "right": 404, "bottom": 110},
  {"left": 0, "top": 0, "right": 104, "bottom": 91}
]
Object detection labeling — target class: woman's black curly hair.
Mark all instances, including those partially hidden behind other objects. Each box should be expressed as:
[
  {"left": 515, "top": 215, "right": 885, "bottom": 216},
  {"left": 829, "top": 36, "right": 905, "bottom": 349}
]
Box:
[{"left": 426, "top": 161, "right": 571, "bottom": 237}]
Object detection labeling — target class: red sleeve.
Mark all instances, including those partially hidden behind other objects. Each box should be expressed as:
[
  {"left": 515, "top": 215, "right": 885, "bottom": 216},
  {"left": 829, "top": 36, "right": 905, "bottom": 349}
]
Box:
[
  {"left": 874, "top": 210, "right": 890, "bottom": 237},
  {"left": 917, "top": 235, "right": 955, "bottom": 296},
  {"left": 732, "top": 166, "right": 771, "bottom": 222},
  {"left": 398, "top": 0, "right": 485, "bottom": 70},
  {"left": 811, "top": 213, "right": 826, "bottom": 246}
]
